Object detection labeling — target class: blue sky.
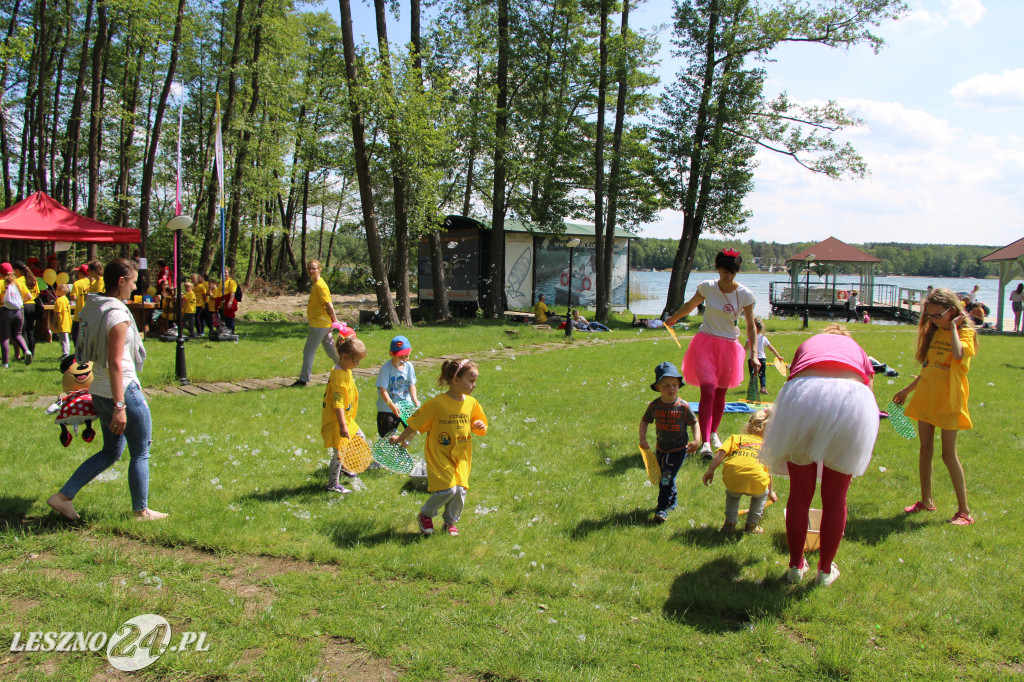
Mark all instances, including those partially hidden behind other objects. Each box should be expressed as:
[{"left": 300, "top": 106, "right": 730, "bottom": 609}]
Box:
[{"left": 334, "top": 0, "right": 1023, "bottom": 247}]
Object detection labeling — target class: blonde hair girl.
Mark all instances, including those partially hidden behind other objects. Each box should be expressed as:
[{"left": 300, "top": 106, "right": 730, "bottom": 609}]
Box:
[
  {"left": 894, "top": 287, "right": 977, "bottom": 525},
  {"left": 703, "top": 406, "right": 777, "bottom": 535},
  {"left": 390, "top": 358, "right": 487, "bottom": 537}
]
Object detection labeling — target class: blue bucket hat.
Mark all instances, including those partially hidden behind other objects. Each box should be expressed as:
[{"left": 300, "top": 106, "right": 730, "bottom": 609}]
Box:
[
  {"left": 390, "top": 335, "right": 412, "bottom": 356},
  {"left": 651, "top": 362, "right": 684, "bottom": 391}
]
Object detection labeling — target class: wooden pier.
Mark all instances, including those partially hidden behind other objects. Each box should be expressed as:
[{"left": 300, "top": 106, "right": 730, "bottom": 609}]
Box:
[{"left": 769, "top": 282, "right": 927, "bottom": 323}]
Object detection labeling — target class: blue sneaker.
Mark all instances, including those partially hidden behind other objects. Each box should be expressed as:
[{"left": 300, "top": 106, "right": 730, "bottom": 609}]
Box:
[{"left": 653, "top": 511, "right": 668, "bottom": 523}]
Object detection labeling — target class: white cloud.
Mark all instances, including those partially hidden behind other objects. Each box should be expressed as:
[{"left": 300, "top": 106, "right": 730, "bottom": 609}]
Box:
[
  {"left": 952, "top": 68, "right": 1024, "bottom": 109},
  {"left": 637, "top": 100, "right": 1024, "bottom": 245},
  {"left": 906, "top": 0, "right": 986, "bottom": 29}
]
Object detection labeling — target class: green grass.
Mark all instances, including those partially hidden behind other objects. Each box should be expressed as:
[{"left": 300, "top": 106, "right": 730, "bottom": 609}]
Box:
[{"left": 2, "top": 321, "right": 1022, "bottom": 680}]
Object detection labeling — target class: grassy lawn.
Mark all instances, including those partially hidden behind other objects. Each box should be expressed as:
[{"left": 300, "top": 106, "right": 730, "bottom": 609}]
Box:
[{"left": 2, "top": 317, "right": 1022, "bottom": 680}]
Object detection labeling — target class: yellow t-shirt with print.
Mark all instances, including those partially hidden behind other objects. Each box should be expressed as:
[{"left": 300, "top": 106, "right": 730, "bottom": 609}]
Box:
[
  {"left": 321, "top": 367, "right": 360, "bottom": 450},
  {"left": 54, "top": 295, "right": 72, "bottom": 333},
  {"left": 307, "top": 278, "right": 333, "bottom": 328},
  {"left": 406, "top": 394, "right": 487, "bottom": 492},
  {"left": 206, "top": 285, "right": 220, "bottom": 311},
  {"left": 719, "top": 434, "right": 770, "bottom": 496},
  {"left": 193, "top": 282, "right": 207, "bottom": 310},
  {"left": 905, "top": 325, "right": 976, "bottom": 431},
  {"left": 72, "top": 277, "right": 91, "bottom": 321},
  {"left": 182, "top": 291, "right": 197, "bottom": 314},
  {"left": 89, "top": 278, "right": 105, "bottom": 294},
  {"left": 0, "top": 279, "right": 31, "bottom": 307},
  {"left": 16, "top": 276, "right": 39, "bottom": 303}
]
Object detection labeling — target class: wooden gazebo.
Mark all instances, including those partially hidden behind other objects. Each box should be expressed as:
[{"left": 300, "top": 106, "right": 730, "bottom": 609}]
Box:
[
  {"left": 787, "top": 237, "right": 882, "bottom": 302},
  {"left": 979, "top": 237, "right": 1024, "bottom": 331}
]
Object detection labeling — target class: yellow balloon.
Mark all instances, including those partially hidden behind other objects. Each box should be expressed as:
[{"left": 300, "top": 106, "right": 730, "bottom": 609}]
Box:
[
  {"left": 43, "top": 268, "right": 57, "bottom": 285},
  {"left": 147, "top": 286, "right": 157, "bottom": 296},
  {"left": 56, "top": 272, "right": 69, "bottom": 285}
]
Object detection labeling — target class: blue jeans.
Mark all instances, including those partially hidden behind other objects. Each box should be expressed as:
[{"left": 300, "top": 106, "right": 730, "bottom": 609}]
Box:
[
  {"left": 60, "top": 382, "right": 152, "bottom": 511},
  {"left": 656, "top": 449, "right": 688, "bottom": 513}
]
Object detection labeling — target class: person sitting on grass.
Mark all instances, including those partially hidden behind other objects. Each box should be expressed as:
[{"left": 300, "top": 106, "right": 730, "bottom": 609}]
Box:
[
  {"left": 639, "top": 362, "right": 700, "bottom": 524},
  {"left": 571, "top": 309, "right": 610, "bottom": 332},
  {"left": 631, "top": 314, "right": 665, "bottom": 329},
  {"left": 702, "top": 407, "right": 777, "bottom": 534}
]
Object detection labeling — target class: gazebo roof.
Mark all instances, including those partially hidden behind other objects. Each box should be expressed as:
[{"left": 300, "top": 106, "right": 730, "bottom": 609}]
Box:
[
  {"left": 978, "top": 236, "right": 1024, "bottom": 263},
  {"left": 788, "top": 237, "right": 881, "bottom": 263}
]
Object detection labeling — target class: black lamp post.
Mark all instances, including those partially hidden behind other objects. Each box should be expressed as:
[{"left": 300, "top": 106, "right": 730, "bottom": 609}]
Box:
[
  {"left": 167, "top": 214, "right": 193, "bottom": 385},
  {"left": 565, "top": 238, "right": 581, "bottom": 338},
  {"left": 803, "top": 253, "right": 816, "bottom": 330}
]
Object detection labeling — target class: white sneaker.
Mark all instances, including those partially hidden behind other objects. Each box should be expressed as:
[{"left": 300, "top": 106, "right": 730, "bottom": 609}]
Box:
[
  {"left": 699, "top": 442, "right": 713, "bottom": 458},
  {"left": 787, "top": 559, "right": 809, "bottom": 584},
  {"left": 815, "top": 562, "right": 840, "bottom": 586},
  {"left": 710, "top": 433, "right": 722, "bottom": 449}
]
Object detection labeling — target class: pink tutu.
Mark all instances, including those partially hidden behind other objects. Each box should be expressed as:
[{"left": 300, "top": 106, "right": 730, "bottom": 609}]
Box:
[{"left": 682, "top": 331, "right": 746, "bottom": 388}]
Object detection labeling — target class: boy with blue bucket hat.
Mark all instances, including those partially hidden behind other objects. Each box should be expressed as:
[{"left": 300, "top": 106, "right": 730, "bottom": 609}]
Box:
[{"left": 639, "top": 362, "right": 701, "bottom": 523}]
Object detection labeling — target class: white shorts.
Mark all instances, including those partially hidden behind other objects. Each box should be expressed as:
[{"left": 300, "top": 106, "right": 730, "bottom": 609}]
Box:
[{"left": 760, "top": 376, "right": 879, "bottom": 477}]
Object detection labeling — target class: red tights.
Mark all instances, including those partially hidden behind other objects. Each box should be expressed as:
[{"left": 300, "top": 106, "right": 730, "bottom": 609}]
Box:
[
  {"left": 697, "top": 385, "right": 728, "bottom": 442},
  {"left": 785, "top": 462, "right": 853, "bottom": 572}
]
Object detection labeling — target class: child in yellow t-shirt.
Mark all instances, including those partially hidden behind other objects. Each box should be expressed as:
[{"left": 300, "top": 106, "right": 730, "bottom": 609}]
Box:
[
  {"left": 51, "top": 283, "right": 73, "bottom": 358},
  {"left": 390, "top": 358, "right": 488, "bottom": 537},
  {"left": 182, "top": 281, "right": 197, "bottom": 338},
  {"left": 893, "top": 287, "right": 977, "bottom": 526},
  {"left": 321, "top": 336, "right": 368, "bottom": 494},
  {"left": 702, "top": 407, "right": 777, "bottom": 534}
]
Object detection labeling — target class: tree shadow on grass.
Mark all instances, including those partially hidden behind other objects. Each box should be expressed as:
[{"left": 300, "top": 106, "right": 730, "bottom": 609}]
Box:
[
  {"left": 569, "top": 506, "right": 654, "bottom": 540},
  {"left": 0, "top": 496, "right": 87, "bottom": 534},
  {"left": 326, "top": 517, "right": 422, "bottom": 549},
  {"left": 671, "top": 525, "right": 743, "bottom": 548},
  {"left": 239, "top": 482, "right": 325, "bottom": 503},
  {"left": 663, "top": 556, "right": 799, "bottom": 633}
]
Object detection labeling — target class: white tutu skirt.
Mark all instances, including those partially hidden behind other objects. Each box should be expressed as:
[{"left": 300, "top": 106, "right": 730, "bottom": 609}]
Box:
[{"left": 760, "top": 376, "right": 879, "bottom": 478}]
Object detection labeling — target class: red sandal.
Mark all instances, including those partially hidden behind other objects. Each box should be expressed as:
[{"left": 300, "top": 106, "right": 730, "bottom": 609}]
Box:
[
  {"left": 903, "top": 501, "right": 936, "bottom": 514},
  {"left": 949, "top": 512, "right": 975, "bottom": 526}
]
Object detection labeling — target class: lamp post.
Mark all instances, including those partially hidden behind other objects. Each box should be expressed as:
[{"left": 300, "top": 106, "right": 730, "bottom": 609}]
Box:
[
  {"left": 167, "top": 214, "right": 193, "bottom": 385},
  {"left": 803, "top": 253, "right": 816, "bottom": 330},
  {"left": 565, "top": 238, "right": 581, "bottom": 338}
]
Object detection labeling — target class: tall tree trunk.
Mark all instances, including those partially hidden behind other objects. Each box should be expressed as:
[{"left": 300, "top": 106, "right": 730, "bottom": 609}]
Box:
[
  {"left": 56, "top": 0, "right": 92, "bottom": 206},
  {"left": 0, "top": 0, "right": 25, "bottom": 205},
  {"left": 300, "top": 168, "right": 310, "bottom": 276},
  {"left": 338, "top": 0, "right": 398, "bottom": 327},
  {"left": 138, "top": 0, "right": 186, "bottom": 290},
  {"left": 593, "top": 0, "right": 609, "bottom": 319},
  {"left": 226, "top": 0, "right": 266, "bottom": 272},
  {"left": 486, "top": 0, "right": 509, "bottom": 318},
  {"left": 374, "top": 0, "right": 412, "bottom": 326},
  {"left": 84, "top": 0, "right": 109, "bottom": 260},
  {"left": 664, "top": 0, "right": 719, "bottom": 316},
  {"left": 600, "top": 0, "right": 629, "bottom": 322},
  {"left": 113, "top": 42, "right": 143, "bottom": 227}
]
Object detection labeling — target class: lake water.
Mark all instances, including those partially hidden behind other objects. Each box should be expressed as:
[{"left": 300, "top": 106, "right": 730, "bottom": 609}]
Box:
[{"left": 628, "top": 271, "right": 1014, "bottom": 325}]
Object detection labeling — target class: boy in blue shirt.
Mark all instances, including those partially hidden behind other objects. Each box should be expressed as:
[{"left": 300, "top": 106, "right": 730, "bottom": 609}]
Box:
[
  {"left": 376, "top": 335, "right": 420, "bottom": 436},
  {"left": 639, "top": 362, "right": 700, "bottom": 523}
]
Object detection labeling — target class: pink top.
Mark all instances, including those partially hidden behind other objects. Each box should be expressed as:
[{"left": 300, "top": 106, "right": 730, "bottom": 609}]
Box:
[{"left": 788, "top": 334, "right": 874, "bottom": 385}]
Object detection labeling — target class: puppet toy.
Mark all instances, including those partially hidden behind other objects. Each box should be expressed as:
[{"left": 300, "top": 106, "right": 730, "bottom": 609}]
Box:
[{"left": 46, "top": 356, "right": 98, "bottom": 446}]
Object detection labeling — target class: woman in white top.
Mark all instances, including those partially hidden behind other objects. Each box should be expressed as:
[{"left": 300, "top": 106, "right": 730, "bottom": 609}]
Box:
[
  {"left": 666, "top": 248, "right": 758, "bottom": 457},
  {"left": 1009, "top": 283, "right": 1023, "bottom": 333},
  {"left": 47, "top": 259, "right": 167, "bottom": 521}
]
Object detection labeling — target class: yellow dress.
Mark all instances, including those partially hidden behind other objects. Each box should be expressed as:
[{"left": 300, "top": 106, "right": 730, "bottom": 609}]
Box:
[
  {"left": 905, "top": 326, "right": 976, "bottom": 430},
  {"left": 407, "top": 394, "right": 487, "bottom": 492}
]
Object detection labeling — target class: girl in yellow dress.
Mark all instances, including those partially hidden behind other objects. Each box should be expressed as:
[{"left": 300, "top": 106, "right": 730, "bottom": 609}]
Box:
[
  {"left": 321, "top": 335, "right": 368, "bottom": 495},
  {"left": 390, "top": 359, "right": 487, "bottom": 537},
  {"left": 893, "top": 287, "right": 977, "bottom": 525}
]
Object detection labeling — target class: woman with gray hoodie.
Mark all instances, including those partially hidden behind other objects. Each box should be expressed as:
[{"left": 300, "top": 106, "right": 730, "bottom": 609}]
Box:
[{"left": 47, "top": 259, "right": 167, "bottom": 521}]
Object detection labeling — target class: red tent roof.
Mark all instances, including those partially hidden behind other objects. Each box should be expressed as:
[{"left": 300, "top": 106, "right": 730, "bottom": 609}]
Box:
[
  {"left": 787, "top": 237, "right": 881, "bottom": 263},
  {"left": 978, "top": 237, "right": 1024, "bottom": 262},
  {"left": 0, "top": 192, "right": 141, "bottom": 243}
]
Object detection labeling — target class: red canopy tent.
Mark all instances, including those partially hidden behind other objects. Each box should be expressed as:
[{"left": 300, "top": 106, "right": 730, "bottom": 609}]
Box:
[{"left": 0, "top": 191, "right": 141, "bottom": 243}]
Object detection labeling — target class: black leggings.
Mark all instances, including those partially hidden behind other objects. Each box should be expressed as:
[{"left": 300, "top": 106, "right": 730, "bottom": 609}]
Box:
[{"left": 21, "top": 302, "right": 36, "bottom": 353}]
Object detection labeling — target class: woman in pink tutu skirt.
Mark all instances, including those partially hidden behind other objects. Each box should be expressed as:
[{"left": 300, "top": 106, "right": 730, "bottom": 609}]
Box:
[{"left": 666, "top": 248, "right": 758, "bottom": 459}]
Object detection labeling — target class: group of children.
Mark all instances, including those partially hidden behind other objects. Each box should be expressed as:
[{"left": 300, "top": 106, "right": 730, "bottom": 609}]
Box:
[
  {"left": 641, "top": 284, "right": 978, "bottom": 587},
  {"left": 157, "top": 270, "right": 239, "bottom": 338},
  {"left": 317, "top": 330, "right": 487, "bottom": 537}
]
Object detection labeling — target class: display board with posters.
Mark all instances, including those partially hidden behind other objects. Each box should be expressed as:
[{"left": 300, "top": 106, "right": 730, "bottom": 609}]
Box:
[
  {"left": 503, "top": 232, "right": 534, "bottom": 309},
  {"left": 533, "top": 237, "right": 628, "bottom": 309},
  {"left": 418, "top": 229, "right": 480, "bottom": 302}
]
